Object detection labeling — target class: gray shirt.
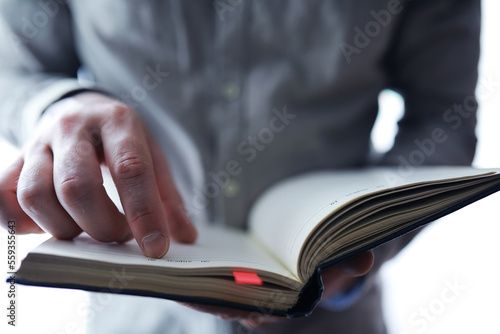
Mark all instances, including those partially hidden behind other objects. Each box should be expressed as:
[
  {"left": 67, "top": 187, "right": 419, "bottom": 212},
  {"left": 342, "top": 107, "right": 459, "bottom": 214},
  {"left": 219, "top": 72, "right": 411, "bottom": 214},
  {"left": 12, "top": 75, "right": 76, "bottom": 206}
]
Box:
[{"left": 0, "top": 0, "right": 480, "bottom": 333}]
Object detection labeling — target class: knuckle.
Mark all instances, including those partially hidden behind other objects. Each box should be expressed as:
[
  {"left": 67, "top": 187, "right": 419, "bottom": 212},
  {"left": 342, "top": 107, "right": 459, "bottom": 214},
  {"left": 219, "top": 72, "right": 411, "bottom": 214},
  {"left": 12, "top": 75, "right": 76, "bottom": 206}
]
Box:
[
  {"left": 114, "top": 151, "right": 149, "bottom": 183},
  {"left": 56, "top": 111, "right": 81, "bottom": 134},
  {"left": 102, "top": 104, "right": 141, "bottom": 137},
  {"left": 17, "top": 184, "right": 46, "bottom": 210},
  {"left": 128, "top": 204, "right": 157, "bottom": 227},
  {"left": 110, "top": 104, "right": 136, "bottom": 124},
  {"left": 58, "top": 175, "right": 93, "bottom": 206}
]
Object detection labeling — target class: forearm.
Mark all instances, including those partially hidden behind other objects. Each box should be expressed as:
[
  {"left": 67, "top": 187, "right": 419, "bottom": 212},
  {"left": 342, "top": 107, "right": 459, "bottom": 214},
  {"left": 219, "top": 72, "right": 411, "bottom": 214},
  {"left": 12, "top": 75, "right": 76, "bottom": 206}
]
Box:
[
  {"left": 0, "top": 0, "right": 82, "bottom": 146},
  {"left": 334, "top": 0, "right": 481, "bottom": 309},
  {"left": 382, "top": 0, "right": 480, "bottom": 167}
]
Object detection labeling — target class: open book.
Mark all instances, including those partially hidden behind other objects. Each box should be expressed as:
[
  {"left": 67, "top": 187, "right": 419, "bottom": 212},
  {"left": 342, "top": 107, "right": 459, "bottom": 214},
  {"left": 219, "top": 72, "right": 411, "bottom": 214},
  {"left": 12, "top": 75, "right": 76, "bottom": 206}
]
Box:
[{"left": 14, "top": 166, "right": 500, "bottom": 317}]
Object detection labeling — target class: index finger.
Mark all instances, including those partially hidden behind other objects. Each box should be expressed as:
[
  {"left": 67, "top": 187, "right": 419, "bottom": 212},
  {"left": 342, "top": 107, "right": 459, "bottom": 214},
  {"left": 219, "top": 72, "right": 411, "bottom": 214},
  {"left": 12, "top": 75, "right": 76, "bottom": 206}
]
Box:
[{"left": 102, "top": 107, "right": 170, "bottom": 258}]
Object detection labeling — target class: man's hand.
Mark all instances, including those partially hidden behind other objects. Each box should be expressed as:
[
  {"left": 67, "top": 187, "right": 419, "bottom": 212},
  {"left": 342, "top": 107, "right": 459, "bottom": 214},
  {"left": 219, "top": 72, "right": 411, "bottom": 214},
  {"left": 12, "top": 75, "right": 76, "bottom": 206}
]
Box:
[
  {"left": 183, "top": 250, "right": 375, "bottom": 329},
  {"left": 0, "top": 92, "right": 197, "bottom": 258}
]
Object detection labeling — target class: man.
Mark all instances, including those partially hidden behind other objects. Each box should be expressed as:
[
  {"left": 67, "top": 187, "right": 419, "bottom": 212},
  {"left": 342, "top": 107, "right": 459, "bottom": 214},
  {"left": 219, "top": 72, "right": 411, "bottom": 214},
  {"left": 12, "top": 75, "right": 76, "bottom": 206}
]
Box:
[{"left": 0, "top": 0, "right": 480, "bottom": 333}]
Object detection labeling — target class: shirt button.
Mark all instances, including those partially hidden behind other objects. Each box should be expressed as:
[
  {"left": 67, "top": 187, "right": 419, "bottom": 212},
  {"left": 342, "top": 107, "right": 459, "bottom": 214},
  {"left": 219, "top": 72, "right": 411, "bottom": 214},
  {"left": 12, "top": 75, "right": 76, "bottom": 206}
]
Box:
[
  {"left": 221, "top": 82, "right": 240, "bottom": 101},
  {"left": 223, "top": 179, "right": 240, "bottom": 197}
]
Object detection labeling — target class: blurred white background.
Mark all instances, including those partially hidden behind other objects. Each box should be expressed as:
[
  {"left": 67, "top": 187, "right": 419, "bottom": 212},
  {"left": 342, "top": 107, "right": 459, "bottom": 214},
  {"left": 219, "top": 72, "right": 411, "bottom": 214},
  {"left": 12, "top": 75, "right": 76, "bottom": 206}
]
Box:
[{"left": 1, "top": 1, "right": 499, "bottom": 333}]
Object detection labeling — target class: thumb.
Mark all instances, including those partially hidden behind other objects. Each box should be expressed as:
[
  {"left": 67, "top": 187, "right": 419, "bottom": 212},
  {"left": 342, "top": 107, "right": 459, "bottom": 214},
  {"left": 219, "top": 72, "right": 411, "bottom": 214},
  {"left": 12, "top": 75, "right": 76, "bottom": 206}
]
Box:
[{"left": 337, "top": 250, "right": 375, "bottom": 276}]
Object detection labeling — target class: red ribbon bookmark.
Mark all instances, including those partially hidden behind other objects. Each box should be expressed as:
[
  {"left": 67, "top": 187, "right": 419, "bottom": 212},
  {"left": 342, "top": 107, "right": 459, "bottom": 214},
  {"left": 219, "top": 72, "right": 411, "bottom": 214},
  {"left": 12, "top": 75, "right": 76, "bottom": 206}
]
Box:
[{"left": 233, "top": 271, "right": 263, "bottom": 286}]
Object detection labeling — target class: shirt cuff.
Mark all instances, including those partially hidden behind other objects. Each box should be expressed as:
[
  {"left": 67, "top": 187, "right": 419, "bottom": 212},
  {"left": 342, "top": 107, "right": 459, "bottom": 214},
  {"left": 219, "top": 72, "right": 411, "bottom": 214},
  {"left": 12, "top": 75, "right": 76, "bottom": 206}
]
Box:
[
  {"left": 19, "top": 78, "right": 89, "bottom": 144},
  {"left": 320, "top": 276, "right": 367, "bottom": 312}
]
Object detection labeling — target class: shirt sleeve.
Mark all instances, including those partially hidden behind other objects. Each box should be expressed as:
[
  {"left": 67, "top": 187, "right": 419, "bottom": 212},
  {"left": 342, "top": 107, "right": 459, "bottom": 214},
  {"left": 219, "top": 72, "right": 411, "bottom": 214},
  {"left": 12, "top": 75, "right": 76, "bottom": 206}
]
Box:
[
  {"left": 0, "top": 0, "right": 84, "bottom": 146},
  {"left": 344, "top": 0, "right": 481, "bottom": 311},
  {"left": 381, "top": 0, "right": 480, "bottom": 166}
]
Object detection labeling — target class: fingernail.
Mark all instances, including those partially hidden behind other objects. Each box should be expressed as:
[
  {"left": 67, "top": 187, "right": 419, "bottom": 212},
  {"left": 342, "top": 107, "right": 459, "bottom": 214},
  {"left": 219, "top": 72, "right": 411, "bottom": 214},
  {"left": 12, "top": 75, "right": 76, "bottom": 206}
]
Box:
[{"left": 142, "top": 232, "right": 168, "bottom": 258}]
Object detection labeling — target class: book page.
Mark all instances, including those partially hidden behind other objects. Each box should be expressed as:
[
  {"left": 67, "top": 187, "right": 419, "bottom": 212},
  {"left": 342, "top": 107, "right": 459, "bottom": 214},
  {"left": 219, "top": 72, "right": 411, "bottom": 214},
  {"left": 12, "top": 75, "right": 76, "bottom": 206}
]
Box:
[
  {"left": 248, "top": 166, "right": 500, "bottom": 276},
  {"left": 30, "top": 223, "right": 298, "bottom": 281}
]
